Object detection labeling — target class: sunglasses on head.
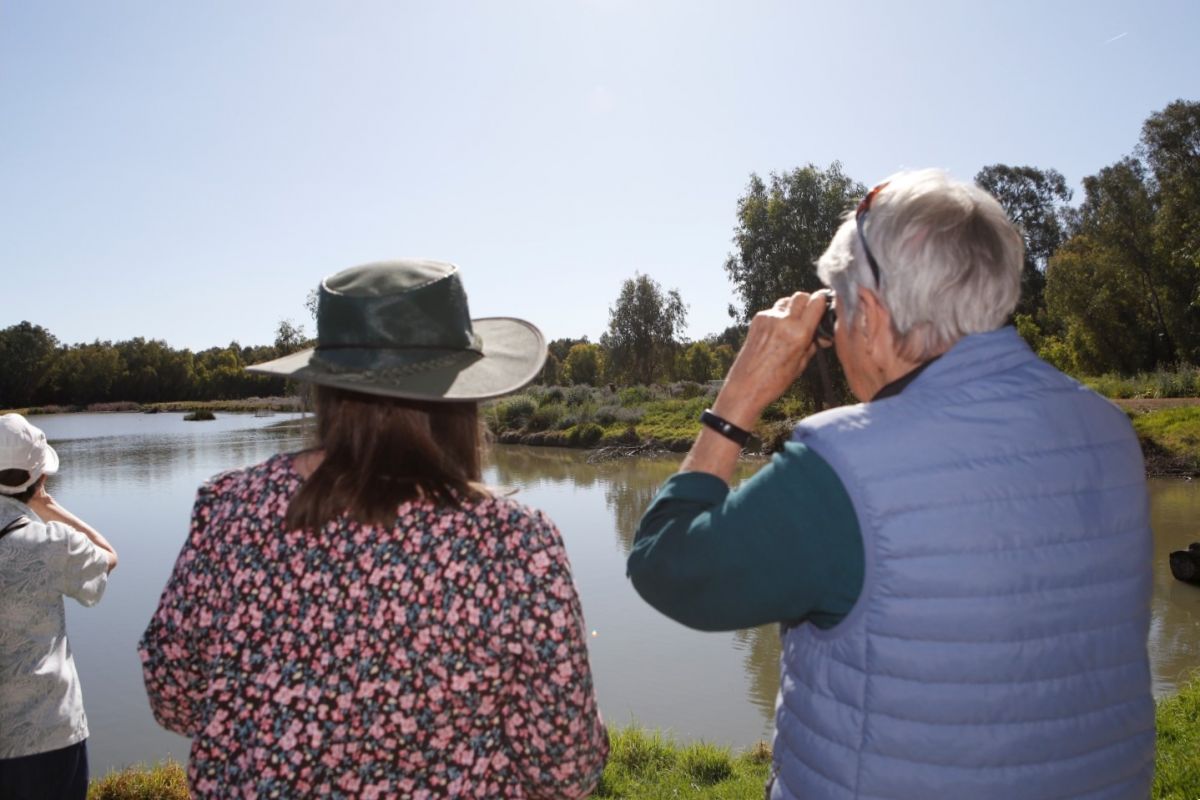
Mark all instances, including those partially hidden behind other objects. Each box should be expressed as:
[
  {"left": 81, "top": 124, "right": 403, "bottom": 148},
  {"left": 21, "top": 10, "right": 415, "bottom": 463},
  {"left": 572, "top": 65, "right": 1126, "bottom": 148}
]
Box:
[
  {"left": 814, "top": 183, "right": 889, "bottom": 345},
  {"left": 856, "top": 182, "right": 888, "bottom": 287}
]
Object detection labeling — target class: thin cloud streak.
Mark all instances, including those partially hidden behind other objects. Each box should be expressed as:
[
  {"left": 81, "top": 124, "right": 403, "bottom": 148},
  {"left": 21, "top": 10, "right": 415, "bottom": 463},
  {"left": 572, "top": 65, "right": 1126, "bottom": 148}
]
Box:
[{"left": 1103, "top": 32, "right": 1128, "bottom": 45}]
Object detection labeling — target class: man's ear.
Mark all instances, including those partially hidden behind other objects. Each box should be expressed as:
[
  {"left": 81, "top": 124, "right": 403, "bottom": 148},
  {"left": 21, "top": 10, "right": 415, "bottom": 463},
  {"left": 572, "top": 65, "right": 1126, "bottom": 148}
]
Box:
[{"left": 855, "top": 288, "right": 888, "bottom": 356}]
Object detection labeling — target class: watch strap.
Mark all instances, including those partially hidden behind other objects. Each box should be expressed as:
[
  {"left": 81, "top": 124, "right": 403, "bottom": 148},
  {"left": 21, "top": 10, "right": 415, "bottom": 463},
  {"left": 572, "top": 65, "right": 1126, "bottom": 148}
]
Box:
[{"left": 699, "top": 409, "right": 751, "bottom": 447}]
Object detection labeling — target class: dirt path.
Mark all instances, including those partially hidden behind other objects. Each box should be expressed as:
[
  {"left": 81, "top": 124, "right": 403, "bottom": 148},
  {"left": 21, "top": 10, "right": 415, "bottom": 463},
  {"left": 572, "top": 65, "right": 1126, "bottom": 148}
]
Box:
[{"left": 1113, "top": 398, "right": 1200, "bottom": 413}]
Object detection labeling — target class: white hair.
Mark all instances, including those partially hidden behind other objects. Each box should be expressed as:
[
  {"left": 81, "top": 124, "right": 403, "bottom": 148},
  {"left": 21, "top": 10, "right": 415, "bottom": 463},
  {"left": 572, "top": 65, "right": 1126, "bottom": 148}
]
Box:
[{"left": 816, "top": 168, "right": 1023, "bottom": 361}]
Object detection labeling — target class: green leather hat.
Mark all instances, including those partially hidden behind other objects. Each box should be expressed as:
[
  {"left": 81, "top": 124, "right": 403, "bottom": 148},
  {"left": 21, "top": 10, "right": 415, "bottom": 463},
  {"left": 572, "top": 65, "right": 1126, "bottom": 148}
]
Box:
[{"left": 247, "top": 259, "right": 546, "bottom": 401}]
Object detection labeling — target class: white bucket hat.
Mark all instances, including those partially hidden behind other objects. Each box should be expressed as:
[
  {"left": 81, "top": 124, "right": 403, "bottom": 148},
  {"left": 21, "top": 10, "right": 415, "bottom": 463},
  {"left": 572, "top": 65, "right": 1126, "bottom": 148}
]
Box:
[{"left": 0, "top": 414, "right": 59, "bottom": 494}]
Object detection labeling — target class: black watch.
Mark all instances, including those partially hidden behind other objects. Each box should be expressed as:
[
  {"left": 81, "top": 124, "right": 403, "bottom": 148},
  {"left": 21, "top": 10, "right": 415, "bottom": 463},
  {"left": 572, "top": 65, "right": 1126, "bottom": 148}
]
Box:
[{"left": 699, "top": 409, "right": 751, "bottom": 447}]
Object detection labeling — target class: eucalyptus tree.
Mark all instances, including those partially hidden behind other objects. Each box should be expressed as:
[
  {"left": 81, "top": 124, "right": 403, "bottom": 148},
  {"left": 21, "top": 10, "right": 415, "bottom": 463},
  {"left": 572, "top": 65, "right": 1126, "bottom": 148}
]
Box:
[
  {"left": 974, "top": 164, "right": 1073, "bottom": 317},
  {"left": 723, "top": 162, "right": 864, "bottom": 322},
  {"left": 0, "top": 322, "right": 58, "bottom": 407},
  {"left": 600, "top": 274, "right": 687, "bottom": 386}
]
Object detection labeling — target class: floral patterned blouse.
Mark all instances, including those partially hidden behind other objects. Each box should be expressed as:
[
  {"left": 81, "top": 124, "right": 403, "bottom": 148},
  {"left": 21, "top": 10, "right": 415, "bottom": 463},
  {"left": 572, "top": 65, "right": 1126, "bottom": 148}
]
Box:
[{"left": 139, "top": 453, "right": 607, "bottom": 799}]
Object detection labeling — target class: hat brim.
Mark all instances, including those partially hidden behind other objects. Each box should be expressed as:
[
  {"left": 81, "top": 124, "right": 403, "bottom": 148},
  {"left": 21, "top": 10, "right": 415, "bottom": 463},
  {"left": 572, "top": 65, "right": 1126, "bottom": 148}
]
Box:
[
  {"left": 40, "top": 444, "right": 59, "bottom": 477},
  {"left": 246, "top": 317, "right": 546, "bottom": 402}
]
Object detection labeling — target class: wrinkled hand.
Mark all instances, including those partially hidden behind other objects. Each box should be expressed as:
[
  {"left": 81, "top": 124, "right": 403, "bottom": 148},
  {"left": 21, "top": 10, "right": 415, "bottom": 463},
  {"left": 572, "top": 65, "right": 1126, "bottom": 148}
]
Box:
[{"left": 712, "top": 291, "right": 829, "bottom": 428}]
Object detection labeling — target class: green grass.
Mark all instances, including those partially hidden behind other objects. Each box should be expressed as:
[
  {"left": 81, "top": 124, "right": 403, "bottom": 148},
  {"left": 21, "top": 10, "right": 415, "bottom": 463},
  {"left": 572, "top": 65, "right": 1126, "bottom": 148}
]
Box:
[
  {"left": 1130, "top": 406, "right": 1200, "bottom": 474},
  {"left": 594, "top": 728, "right": 771, "bottom": 798},
  {"left": 88, "top": 759, "right": 189, "bottom": 800},
  {"left": 1154, "top": 672, "right": 1200, "bottom": 800},
  {"left": 1084, "top": 366, "right": 1200, "bottom": 399},
  {"left": 486, "top": 384, "right": 740, "bottom": 451}
]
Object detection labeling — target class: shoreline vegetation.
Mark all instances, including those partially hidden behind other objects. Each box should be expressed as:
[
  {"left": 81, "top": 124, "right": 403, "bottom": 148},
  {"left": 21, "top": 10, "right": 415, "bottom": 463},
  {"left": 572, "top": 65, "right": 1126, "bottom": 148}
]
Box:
[
  {"left": 85, "top": 673, "right": 1200, "bottom": 799},
  {"left": 6, "top": 376, "right": 1200, "bottom": 476}
]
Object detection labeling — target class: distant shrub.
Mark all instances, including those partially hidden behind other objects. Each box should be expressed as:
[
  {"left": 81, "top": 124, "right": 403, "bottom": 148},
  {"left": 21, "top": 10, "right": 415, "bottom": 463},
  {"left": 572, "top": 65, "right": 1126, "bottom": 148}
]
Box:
[
  {"left": 594, "top": 385, "right": 619, "bottom": 405},
  {"left": 667, "top": 380, "right": 707, "bottom": 399},
  {"left": 1037, "top": 337, "right": 1077, "bottom": 374},
  {"left": 618, "top": 386, "right": 659, "bottom": 406},
  {"left": 527, "top": 403, "right": 564, "bottom": 432},
  {"left": 565, "top": 385, "right": 595, "bottom": 407},
  {"left": 599, "top": 426, "right": 641, "bottom": 446},
  {"left": 1084, "top": 366, "right": 1200, "bottom": 399},
  {"left": 88, "top": 401, "right": 141, "bottom": 413},
  {"left": 497, "top": 395, "right": 537, "bottom": 429},
  {"left": 1152, "top": 365, "right": 1200, "bottom": 398},
  {"left": 595, "top": 404, "right": 643, "bottom": 426},
  {"left": 183, "top": 410, "right": 215, "bottom": 421},
  {"left": 567, "top": 423, "right": 604, "bottom": 447},
  {"left": 21, "top": 405, "right": 75, "bottom": 415},
  {"left": 540, "top": 430, "right": 568, "bottom": 447},
  {"left": 595, "top": 405, "right": 620, "bottom": 426},
  {"left": 539, "top": 386, "right": 566, "bottom": 405},
  {"left": 559, "top": 403, "right": 596, "bottom": 429},
  {"left": 561, "top": 343, "right": 604, "bottom": 386}
]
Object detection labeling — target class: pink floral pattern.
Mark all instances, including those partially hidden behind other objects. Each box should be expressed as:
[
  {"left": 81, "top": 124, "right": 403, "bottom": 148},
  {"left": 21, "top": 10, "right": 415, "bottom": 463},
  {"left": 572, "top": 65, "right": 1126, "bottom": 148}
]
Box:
[{"left": 139, "top": 453, "right": 607, "bottom": 799}]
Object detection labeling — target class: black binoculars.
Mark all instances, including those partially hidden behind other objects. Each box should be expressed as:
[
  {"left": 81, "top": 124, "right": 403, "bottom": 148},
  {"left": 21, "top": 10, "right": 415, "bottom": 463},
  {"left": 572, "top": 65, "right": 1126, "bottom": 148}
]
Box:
[{"left": 815, "top": 291, "right": 837, "bottom": 344}]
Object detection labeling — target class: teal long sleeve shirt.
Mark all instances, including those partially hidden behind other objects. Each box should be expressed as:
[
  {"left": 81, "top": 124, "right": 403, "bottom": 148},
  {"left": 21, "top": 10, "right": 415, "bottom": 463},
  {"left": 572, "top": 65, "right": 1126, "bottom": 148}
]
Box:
[{"left": 627, "top": 441, "right": 865, "bottom": 632}]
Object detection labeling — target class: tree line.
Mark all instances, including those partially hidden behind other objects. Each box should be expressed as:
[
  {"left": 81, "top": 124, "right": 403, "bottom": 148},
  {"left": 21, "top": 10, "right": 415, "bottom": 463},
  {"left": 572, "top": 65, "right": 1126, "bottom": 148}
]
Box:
[
  {"left": 566, "top": 99, "right": 1200, "bottom": 390},
  {"left": 0, "top": 320, "right": 307, "bottom": 408},
  {"left": 2, "top": 99, "right": 1196, "bottom": 409}
]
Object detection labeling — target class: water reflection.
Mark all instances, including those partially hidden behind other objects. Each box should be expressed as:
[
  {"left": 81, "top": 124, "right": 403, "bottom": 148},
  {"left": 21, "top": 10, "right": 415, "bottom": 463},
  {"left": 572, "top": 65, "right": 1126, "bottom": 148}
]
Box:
[
  {"left": 733, "top": 626, "right": 784, "bottom": 720},
  {"left": 603, "top": 460, "right": 683, "bottom": 554},
  {"left": 1148, "top": 479, "right": 1200, "bottom": 695},
  {"left": 484, "top": 446, "right": 777, "bottom": 748}
]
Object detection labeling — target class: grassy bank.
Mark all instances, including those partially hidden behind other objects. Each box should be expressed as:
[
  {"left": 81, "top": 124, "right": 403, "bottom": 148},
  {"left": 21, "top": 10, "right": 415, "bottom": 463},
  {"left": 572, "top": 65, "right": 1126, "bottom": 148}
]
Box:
[
  {"left": 87, "top": 675, "right": 1200, "bottom": 798},
  {"left": 489, "top": 384, "right": 1200, "bottom": 476},
  {"left": 1084, "top": 366, "right": 1200, "bottom": 399},
  {"left": 1127, "top": 405, "right": 1200, "bottom": 476},
  {"left": 484, "top": 383, "right": 813, "bottom": 455}
]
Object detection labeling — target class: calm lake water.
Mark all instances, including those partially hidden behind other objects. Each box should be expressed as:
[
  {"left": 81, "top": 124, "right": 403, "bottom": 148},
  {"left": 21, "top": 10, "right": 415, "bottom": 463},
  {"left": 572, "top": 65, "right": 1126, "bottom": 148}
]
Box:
[{"left": 22, "top": 412, "right": 1200, "bottom": 777}]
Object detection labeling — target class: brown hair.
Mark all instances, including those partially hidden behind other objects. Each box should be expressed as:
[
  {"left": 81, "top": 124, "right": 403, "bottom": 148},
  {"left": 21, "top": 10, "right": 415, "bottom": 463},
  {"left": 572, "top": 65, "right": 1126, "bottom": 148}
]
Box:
[
  {"left": 284, "top": 386, "right": 485, "bottom": 531},
  {"left": 0, "top": 469, "right": 39, "bottom": 503}
]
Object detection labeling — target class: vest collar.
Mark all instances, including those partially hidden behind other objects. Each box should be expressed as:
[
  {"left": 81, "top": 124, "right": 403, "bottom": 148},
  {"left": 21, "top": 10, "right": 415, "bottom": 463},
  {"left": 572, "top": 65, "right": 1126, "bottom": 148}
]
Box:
[
  {"left": 887, "top": 326, "right": 1035, "bottom": 397},
  {"left": 872, "top": 356, "right": 941, "bottom": 401}
]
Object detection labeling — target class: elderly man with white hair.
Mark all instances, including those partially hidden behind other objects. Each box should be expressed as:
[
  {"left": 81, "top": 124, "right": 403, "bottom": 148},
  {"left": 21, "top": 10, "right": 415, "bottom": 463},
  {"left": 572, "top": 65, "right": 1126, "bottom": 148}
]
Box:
[{"left": 628, "top": 169, "right": 1154, "bottom": 799}]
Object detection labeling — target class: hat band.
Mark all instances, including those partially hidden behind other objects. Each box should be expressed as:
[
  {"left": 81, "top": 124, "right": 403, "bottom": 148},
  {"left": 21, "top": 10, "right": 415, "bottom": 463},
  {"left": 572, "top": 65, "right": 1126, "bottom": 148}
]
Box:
[{"left": 309, "top": 334, "right": 485, "bottom": 378}]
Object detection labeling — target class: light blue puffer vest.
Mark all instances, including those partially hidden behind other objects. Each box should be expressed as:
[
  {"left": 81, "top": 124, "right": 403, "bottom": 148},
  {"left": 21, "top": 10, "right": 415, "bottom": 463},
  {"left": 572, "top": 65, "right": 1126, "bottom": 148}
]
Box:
[{"left": 776, "top": 327, "right": 1154, "bottom": 800}]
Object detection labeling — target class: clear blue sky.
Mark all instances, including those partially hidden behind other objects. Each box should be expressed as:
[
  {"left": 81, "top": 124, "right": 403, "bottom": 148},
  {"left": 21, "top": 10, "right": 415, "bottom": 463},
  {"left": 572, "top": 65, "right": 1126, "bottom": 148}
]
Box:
[{"left": 2, "top": 1, "right": 1197, "bottom": 351}]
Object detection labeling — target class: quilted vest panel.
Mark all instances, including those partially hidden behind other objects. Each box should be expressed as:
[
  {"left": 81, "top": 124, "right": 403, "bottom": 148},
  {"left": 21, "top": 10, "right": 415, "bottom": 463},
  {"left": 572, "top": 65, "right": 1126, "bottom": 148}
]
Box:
[{"left": 773, "top": 327, "right": 1154, "bottom": 800}]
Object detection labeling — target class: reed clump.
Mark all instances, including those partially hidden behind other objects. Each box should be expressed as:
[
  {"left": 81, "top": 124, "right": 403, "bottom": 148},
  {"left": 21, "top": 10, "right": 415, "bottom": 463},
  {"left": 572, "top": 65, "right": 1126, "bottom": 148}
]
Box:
[{"left": 88, "top": 760, "right": 189, "bottom": 800}]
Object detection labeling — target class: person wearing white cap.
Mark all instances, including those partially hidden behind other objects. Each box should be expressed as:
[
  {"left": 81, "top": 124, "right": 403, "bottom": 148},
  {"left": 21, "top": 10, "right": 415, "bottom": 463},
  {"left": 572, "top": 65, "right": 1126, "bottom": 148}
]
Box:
[{"left": 0, "top": 414, "right": 117, "bottom": 800}]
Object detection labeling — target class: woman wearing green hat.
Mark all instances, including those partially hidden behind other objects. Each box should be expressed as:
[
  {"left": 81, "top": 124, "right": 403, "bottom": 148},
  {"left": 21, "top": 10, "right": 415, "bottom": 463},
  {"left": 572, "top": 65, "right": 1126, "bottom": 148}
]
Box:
[{"left": 139, "top": 260, "right": 608, "bottom": 799}]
